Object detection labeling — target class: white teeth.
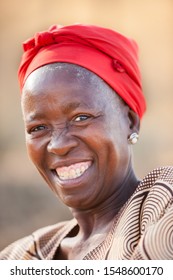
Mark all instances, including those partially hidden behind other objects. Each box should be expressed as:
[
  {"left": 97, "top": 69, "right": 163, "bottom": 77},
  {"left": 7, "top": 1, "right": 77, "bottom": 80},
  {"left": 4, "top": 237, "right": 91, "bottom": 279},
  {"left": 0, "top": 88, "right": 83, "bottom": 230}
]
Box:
[
  {"left": 81, "top": 166, "right": 85, "bottom": 172},
  {"left": 56, "top": 161, "right": 91, "bottom": 180},
  {"left": 76, "top": 168, "right": 81, "bottom": 176}
]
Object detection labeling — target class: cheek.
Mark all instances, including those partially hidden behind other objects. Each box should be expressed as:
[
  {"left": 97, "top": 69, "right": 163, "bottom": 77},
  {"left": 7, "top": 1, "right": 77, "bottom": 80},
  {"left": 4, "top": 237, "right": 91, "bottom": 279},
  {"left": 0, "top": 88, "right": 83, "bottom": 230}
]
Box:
[
  {"left": 80, "top": 124, "right": 119, "bottom": 169},
  {"left": 26, "top": 138, "right": 46, "bottom": 168},
  {"left": 101, "top": 122, "right": 130, "bottom": 169},
  {"left": 77, "top": 125, "right": 108, "bottom": 154}
]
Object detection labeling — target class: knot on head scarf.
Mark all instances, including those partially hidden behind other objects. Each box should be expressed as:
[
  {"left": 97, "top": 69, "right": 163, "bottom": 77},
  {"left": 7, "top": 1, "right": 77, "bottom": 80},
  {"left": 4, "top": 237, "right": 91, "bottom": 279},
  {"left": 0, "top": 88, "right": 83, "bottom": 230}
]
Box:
[{"left": 18, "top": 24, "right": 146, "bottom": 118}]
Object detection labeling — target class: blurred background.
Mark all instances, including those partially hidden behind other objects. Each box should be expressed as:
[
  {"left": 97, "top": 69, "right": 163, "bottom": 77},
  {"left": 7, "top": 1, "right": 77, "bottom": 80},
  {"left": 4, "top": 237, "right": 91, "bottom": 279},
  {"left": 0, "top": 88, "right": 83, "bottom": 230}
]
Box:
[{"left": 0, "top": 0, "right": 173, "bottom": 250}]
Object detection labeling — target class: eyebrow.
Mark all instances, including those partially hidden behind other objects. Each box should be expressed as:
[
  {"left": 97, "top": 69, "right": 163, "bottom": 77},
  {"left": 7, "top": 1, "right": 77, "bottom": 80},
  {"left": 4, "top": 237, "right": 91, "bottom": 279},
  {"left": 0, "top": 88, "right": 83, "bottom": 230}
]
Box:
[
  {"left": 62, "top": 101, "right": 91, "bottom": 114},
  {"left": 26, "top": 112, "right": 46, "bottom": 122},
  {"left": 26, "top": 101, "right": 91, "bottom": 122}
]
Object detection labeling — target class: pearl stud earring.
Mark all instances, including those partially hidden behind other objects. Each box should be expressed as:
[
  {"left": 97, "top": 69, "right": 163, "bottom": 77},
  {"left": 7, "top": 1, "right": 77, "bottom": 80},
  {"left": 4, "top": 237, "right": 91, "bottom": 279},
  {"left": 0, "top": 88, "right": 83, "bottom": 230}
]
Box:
[{"left": 128, "top": 132, "right": 139, "bottom": 145}]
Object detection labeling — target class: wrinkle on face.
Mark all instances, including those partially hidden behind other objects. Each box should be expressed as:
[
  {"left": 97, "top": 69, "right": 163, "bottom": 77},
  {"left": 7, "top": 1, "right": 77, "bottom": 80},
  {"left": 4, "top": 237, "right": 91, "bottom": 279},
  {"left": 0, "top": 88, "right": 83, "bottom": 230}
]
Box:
[{"left": 21, "top": 62, "right": 136, "bottom": 213}]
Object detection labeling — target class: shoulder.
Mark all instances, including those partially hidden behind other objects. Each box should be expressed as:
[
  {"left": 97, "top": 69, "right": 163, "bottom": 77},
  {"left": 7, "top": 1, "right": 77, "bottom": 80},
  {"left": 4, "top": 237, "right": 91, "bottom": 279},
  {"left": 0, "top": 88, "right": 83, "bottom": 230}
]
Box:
[
  {"left": 139, "top": 166, "right": 173, "bottom": 190},
  {"left": 131, "top": 166, "right": 173, "bottom": 203},
  {"left": 139, "top": 166, "right": 173, "bottom": 212},
  {"left": 133, "top": 166, "right": 173, "bottom": 259},
  {"left": 139, "top": 166, "right": 173, "bottom": 227},
  {"left": 0, "top": 219, "right": 77, "bottom": 260},
  {"left": 128, "top": 166, "right": 173, "bottom": 209}
]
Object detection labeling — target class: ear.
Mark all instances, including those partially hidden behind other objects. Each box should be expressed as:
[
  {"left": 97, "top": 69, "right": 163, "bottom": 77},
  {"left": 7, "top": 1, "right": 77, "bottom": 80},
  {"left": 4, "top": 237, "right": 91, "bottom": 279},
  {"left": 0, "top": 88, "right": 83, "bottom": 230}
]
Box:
[{"left": 127, "top": 109, "right": 140, "bottom": 134}]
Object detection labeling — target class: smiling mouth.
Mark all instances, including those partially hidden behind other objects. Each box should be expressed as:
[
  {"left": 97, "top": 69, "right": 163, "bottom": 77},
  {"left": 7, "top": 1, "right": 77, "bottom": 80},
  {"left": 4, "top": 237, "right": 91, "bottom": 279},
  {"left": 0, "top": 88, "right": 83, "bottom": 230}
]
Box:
[{"left": 55, "top": 161, "right": 92, "bottom": 181}]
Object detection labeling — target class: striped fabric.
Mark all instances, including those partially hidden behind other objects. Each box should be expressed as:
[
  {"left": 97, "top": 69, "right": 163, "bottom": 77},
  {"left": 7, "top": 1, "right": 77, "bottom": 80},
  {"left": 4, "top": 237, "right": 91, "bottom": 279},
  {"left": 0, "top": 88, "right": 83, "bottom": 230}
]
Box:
[{"left": 0, "top": 166, "right": 173, "bottom": 260}]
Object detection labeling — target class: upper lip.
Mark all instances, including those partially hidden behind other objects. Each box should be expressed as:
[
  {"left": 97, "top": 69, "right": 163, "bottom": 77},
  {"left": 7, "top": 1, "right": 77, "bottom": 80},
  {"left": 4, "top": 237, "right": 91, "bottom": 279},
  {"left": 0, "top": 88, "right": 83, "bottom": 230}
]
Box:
[{"left": 50, "top": 159, "right": 93, "bottom": 170}]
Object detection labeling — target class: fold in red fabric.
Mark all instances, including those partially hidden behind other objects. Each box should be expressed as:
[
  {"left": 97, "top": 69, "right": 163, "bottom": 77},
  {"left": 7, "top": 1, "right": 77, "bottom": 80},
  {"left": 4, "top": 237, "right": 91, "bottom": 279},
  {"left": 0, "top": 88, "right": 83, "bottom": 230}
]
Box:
[{"left": 18, "top": 24, "right": 146, "bottom": 118}]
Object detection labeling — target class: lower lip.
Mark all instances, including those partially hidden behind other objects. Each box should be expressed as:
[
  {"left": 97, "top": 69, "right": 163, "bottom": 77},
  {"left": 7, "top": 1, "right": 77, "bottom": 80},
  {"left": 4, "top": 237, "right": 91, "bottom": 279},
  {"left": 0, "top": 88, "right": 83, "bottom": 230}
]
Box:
[{"left": 52, "top": 163, "right": 93, "bottom": 189}]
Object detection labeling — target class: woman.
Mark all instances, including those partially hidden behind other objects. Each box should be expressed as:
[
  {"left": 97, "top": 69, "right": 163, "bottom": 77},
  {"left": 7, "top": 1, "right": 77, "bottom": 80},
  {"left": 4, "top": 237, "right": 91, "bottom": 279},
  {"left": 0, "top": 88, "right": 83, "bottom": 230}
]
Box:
[{"left": 0, "top": 24, "right": 173, "bottom": 260}]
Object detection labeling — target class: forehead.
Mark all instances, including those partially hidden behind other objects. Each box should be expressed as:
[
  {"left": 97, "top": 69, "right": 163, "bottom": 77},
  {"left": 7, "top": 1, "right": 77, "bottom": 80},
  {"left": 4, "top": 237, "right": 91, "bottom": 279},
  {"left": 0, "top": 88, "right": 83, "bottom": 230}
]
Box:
[
  {"left": 22, "top": 63, "right": 123, "bottom": 113},
  {"left": 24, "top": 63, "right": 113, "bottom": 93}
]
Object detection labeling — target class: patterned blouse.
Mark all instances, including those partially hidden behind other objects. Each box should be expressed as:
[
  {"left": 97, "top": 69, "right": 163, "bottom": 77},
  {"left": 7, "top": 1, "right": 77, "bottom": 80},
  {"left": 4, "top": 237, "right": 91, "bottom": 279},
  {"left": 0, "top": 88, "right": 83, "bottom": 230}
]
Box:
[{"left": 0, "top": 166, "right": 173, "bottom": 260}]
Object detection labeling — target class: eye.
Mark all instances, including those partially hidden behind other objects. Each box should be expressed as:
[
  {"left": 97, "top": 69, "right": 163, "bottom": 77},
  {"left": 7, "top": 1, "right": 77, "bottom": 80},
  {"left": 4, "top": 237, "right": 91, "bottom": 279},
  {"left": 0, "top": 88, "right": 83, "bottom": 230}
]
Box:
[
  {"left": 74, "top": 115, "right": 91, "bottom": 122},
  {"left": 29, "top": 125, "right": 47, "bottom": 134}
]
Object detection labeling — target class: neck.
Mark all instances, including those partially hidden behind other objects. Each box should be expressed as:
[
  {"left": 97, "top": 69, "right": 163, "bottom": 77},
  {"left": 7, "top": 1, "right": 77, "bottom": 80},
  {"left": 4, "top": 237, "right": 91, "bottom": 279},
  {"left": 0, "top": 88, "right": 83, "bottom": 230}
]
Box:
[{"left": 69, "top": 168, "right": 139, "bottom": 240}]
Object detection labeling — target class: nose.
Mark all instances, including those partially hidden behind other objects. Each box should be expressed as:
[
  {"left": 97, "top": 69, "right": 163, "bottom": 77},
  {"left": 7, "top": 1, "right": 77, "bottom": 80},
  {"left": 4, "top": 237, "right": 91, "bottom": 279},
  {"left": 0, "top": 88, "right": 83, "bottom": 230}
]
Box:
[{"left": 47, "top": 127, "right": 78, "bottom": 156}]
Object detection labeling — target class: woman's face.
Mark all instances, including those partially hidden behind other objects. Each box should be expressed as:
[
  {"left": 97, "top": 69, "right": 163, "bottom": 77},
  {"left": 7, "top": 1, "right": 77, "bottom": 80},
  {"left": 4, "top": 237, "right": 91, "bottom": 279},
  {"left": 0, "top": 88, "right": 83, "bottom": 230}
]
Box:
[{"left": 22, "top": 63, "right": 133, "bottom": 209}]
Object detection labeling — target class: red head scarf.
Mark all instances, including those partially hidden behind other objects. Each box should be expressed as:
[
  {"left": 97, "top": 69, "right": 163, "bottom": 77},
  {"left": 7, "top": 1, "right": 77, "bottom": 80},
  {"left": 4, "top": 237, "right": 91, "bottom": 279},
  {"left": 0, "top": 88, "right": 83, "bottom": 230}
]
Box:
[{"left": 18, "top": 24, "right": 146, "bottom": 118}]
